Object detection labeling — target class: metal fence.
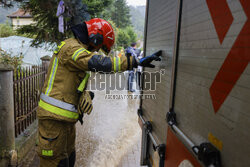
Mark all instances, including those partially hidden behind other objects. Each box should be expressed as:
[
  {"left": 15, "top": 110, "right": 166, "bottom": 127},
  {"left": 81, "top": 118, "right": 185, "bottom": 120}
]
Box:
[{"left": 13, "top": 65, "right": 47, "bottom": 137}]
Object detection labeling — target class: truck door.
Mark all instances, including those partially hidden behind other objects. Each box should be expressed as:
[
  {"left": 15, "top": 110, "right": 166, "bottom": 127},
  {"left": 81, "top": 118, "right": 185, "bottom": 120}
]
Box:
[{"left": 139, "top": 0, "right": 250, "bottom": 167}]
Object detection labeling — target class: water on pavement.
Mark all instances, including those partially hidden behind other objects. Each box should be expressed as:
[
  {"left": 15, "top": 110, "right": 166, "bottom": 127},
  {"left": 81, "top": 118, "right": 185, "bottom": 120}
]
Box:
[{"left": 75, "top": 87, "right": 142, "bottom": 167}]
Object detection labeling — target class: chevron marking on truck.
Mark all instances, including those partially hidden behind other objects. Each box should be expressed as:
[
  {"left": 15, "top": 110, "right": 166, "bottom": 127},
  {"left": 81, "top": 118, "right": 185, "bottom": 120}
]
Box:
[{"left": 207, "top": 0, "right": 250, "bottom": 113}]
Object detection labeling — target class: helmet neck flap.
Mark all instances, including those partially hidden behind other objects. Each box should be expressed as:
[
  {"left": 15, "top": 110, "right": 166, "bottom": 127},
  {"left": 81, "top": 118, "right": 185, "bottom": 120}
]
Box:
[{"left": 71, "top": 23, "right": 89, "bottom": 46}]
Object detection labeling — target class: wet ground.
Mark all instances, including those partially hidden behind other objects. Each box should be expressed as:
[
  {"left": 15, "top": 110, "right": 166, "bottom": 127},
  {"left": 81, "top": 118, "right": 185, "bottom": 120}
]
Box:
[{"left": 75, "top": 89, "right": 143, "bottom": 167}]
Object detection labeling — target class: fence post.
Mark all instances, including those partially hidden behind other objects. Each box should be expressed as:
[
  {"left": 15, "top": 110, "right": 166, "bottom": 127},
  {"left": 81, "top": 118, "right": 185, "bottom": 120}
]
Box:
[
  {"left": 40, "top": 56, "right": 51, "bottom": 72},
  {"left": 0, "top": 64, "right": 17, "bottom": 167}
]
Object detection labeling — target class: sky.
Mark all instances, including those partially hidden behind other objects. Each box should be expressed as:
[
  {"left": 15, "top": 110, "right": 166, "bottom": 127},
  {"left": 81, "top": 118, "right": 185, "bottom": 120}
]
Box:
[{"left": 126, "top": 0, "right": 146, "bottom": 6}]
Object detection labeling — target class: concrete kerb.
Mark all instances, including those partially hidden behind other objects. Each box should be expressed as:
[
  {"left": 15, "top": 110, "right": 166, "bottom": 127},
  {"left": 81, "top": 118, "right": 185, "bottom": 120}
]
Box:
[{"left": 15, "top": 120, "right": 38, "bottom": 166}]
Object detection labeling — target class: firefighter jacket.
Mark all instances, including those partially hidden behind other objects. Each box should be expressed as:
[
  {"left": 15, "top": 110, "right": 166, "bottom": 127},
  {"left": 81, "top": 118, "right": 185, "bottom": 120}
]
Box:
[{"left": 37, "top": 38, "right": 134, "bottom": 123}]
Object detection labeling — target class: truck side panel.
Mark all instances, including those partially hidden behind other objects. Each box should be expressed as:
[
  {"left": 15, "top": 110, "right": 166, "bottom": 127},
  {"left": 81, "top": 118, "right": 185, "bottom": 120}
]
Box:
[
  {"left": 174, "top": 0, "right": 250, "bottom": 166},
  {"left": 141, "top": 0, "right": 250, "bottom": 166}
]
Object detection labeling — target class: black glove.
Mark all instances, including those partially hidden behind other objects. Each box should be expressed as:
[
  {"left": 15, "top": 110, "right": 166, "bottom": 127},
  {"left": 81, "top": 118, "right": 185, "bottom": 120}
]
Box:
[
  {"left": 136, "top": 50, "right": 162, "bottom": 68},
  {"left": 89, "top": 91, "right": 95, "bottom": 100}
]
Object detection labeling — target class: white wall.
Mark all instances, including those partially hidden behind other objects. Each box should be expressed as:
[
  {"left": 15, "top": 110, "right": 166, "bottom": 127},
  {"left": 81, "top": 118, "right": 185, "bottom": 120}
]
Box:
[{"left": 11, "top": 18, "right": 35, "bottom": 29}]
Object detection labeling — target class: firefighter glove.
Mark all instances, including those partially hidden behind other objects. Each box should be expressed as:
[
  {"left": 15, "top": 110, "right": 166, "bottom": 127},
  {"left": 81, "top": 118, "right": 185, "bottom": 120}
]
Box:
[
  {"left": 78, "top": 91, "right": 93, "bottom": 124},
  {"left": 134, "top": 50, "right": 162, "bottom": 68}
]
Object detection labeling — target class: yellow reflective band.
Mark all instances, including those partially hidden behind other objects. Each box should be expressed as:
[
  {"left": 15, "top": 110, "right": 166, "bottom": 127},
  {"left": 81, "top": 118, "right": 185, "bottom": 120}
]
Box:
[
  {"left": 114, "top": 57, "right": 120, "bottom": 72},
  {"left": 118, "top": 57, "right": 121, "bottom": 71},
  {"left": 77, "top": 73, "right": 90, "bottom": 92},
  {"left": 72, "top": 48, "right": 85, "bottom": 61},
  {"left": 39, "top": 100, "right": 79, "bottom": 120},
  {"left": 114, "top": 57, "right": 117, "bottom": 72},
  {"left": 54, "top": 41, "right": 65, "bottom": 54},
  {"left": 45, "top": 57, "right": 58, "bottom": 96},
  {"left": 42, "top": 150, "right": 53, "bottom": 156},
  {"left": 84, "top": 49, "right": 91, "bottom": 54},
  {"left": 72, "top": 48, "right": 91, "bottom": 61}
]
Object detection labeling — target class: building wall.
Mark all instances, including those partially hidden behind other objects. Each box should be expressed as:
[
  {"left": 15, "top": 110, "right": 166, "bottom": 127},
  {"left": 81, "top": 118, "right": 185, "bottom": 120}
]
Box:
[{"left": 11, "top": 18, "right": 34, "bottom": 29}]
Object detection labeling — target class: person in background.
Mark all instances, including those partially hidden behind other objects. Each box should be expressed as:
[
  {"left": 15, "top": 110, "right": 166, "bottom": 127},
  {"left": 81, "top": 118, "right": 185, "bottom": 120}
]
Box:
[
  {"left": 136, "top": 50, "right": 143, "bottom": 90},
  {"left": 125, "top": 42, "right": 139, "bottom": 92}
]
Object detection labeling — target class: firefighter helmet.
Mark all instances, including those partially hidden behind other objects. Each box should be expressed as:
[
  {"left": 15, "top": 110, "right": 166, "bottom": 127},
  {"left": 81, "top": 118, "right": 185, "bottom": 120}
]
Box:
[{"left": 85, "top": 18, "right": 115, "bottom": 54}]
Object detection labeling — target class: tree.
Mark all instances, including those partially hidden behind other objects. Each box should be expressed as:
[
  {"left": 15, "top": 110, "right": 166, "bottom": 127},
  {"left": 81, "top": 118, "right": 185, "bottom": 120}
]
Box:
[
  {"left": 111, "top": 0, "right": 131, "bottom": 28},
  {"left": 0, "top": 0, "right": 23, "bottom": 7},
  {"left": 116, "top": 29, "right": 130, "bottom": 48},
  {"left": 116, "top": 27, "right": 137, "bottom": 49},
  {"left": 129, "top": 5, "right": 145, "bottom": 40},
  {"left": 101, "top": 4, "right": 115, "bottom": 21},
  {"left": 126, "top": 26, "right": 137, "bottom": 44},
  {"left": 16, "top": 0, "right": 113, "bottom": 47},
  {"left": 17, "top": 0, "right": 65, "bottom": 47},
  {"left": 83, "top": 0, "right": 113, "bottom": 18}
]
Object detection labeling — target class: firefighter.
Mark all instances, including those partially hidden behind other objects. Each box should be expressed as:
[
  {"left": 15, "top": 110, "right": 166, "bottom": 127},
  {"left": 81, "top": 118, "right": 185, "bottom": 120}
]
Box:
[{"left": 37, "top": 18, "right": 162, "bottom": 167}]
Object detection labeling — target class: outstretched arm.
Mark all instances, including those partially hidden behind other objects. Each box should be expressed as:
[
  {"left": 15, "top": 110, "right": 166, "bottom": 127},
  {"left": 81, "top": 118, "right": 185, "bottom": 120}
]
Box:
[
  {"left": 61, "top": 42, "right": 134, "bottom": 72},
  {"left": 60, "top": 39, "right": 162, "bottom": 72}
]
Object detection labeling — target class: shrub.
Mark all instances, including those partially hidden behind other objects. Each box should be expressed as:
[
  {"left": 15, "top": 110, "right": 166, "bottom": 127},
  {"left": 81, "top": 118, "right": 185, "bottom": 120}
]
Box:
[
  {"left": 0, "top": 48, "right": 23, "bottom": 68},
  {"left": 0, "top": 22, "right": 16, "bottom": 37}
]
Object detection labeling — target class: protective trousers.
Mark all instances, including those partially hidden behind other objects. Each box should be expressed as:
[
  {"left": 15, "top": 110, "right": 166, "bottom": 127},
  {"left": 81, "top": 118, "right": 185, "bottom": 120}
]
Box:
[{"left": 37, "top": 119, "right": 76, "bottom": 167}]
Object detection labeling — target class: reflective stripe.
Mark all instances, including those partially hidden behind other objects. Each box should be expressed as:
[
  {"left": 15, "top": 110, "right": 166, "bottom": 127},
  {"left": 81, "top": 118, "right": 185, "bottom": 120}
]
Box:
[
  {"left": 45, "top": 57, "right": 59, "bottom": 95},
  {"left": 118, "top": 57, "right": 121, "bottom": 71},
  {"left": 114, "top": 57, "right": 116, "bottom": 72},
  {"left": 72, "top": 48, "right": 91, "bottom": 61},
  {"left": 54, "top": 41, "right": 66, "bottom": 54},
  {"left": 40, "top": 93, "right": 77, "bottom": 112},
  {"left": 114, "top": 57, "right": 120, "bottom": 72},
  {"left": 84, "top": 49, "right": 91, "bottom": 54},
  {"left": 77, "top": 72, "right": 90, "bottom": 92},
  {"left": 72, "top": 48, "right": 85, "bottom": 61},
  {"left": 42, "top": 150, "right": 53, "bottom": 156},
  {"left": 39, "top": 100, "right": 79, "bottom": 119}
]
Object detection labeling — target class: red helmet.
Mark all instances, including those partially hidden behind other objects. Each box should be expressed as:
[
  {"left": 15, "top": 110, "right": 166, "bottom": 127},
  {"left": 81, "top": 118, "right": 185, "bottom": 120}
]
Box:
[{"left": 85, "top": 18, "right": 115, "bottom": 54}]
